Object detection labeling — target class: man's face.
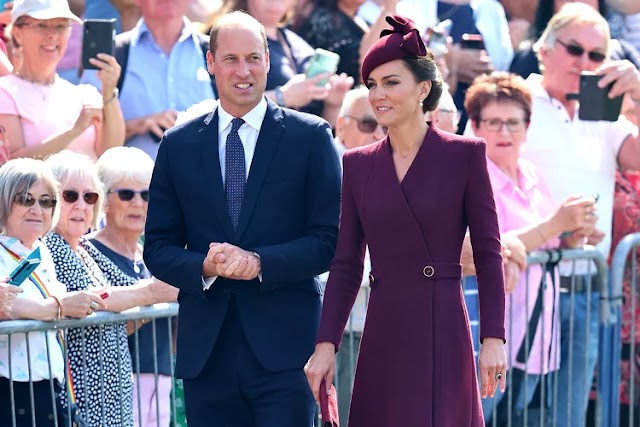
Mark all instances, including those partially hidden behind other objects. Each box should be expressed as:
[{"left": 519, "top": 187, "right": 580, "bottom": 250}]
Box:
[
  {"left": 207, "top": 24, "right": 270, "bottom": 118},
  {"left": 136, "top": 0, "right": 189, "bottom": 20},
  {"left": 540, "top": 21, "right": 608, "bottom": 98},
  {"left": 336, "top": 97, "right": 386, "bottom": 149}
]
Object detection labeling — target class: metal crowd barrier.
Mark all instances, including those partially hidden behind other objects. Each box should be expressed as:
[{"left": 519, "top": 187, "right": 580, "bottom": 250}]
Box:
[
  {"left": 609, "top": 232, "right": 640, "bottom": 427},
  {"left": 0, "top": 303, "right": 178, "bottom": 427}
]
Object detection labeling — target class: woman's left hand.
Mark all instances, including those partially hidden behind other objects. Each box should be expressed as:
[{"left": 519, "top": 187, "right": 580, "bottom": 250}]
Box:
[
  {"left": 478, "top": 337, "right": 507, "bottom": 398},
  {"left": 89, "top": 53, "right": 121, "bottom": 100}
]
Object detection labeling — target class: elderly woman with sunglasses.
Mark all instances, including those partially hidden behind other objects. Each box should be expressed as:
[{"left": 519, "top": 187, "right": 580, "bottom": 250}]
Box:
[
  {"left": 91, "top": 146, "right": 178, "bottom": 427},
  {"left": 41, "top": 151, "right": 176, "bottom": 426},
  {"left": 0, "top": 158, "right": 106, "bottom": 427},
  {"left": 0, "top": 0, "right": 125, "bottom": 161}
]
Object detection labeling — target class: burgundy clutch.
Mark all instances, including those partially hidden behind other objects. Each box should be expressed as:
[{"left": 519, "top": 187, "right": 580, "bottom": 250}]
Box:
[{"left": 319, "top": 378, "right": 340, "bottom": 427}]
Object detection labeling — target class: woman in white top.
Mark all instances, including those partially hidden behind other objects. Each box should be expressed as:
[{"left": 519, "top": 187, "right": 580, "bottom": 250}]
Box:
[{"left": 0, "top": 158, "right": 105, "bottom": 427}]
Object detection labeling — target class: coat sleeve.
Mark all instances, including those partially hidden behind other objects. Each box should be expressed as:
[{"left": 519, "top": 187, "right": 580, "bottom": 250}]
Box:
[
  {"left": 255, "top": 121, "right": 342, "bottom": 289},
  {"left": 315, "top": 151, "right": 367, "bottom": 350},
  {"left": 464, "top": 141, "right": 506, "bottom": 343},
  {"left": 143, "top": 133, "right": 208, "bottom": 295}
]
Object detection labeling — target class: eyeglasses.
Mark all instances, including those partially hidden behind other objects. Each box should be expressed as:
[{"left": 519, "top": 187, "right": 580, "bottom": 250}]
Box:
[
  {"left": 62, "top": 190, "right": 100, "bottom": 205},
  {"left": 108, "top": 188, "right": 150, "bottom": 202},
  {"left": 480, "top": 118, "right": 527, "bottom": 133},
  {"left": 555, "top": 39, "right": 606, "bottom": 63},
  {"left": 433, "top": 109, "right": 461, "bottom": 124},
  {"left": 13, "top": 193, "right": 57, "bottom": 209},
  {"left": 16, "top": 21, "right": 72, "bottom": 35},
  {"left": 344, "top": 116, "right": 386, "bottom": 134}
]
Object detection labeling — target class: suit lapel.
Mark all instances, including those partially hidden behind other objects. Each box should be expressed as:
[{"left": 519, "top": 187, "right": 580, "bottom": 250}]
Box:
[
  {"left": 200, "top": 108, "right": 235, "bottom": 239},
  {"left": 235, "top": 101, "right": 284, "bottom": 240}
]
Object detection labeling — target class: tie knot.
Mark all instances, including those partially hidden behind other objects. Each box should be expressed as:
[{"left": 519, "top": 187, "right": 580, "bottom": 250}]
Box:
[{"left": 231, "top": 117, "right": 244, "bottom": 132}]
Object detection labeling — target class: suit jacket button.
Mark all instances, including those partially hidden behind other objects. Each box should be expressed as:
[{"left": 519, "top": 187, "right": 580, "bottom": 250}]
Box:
[{"left": 423, "top": 265, "right": 435, "bottom": 278}]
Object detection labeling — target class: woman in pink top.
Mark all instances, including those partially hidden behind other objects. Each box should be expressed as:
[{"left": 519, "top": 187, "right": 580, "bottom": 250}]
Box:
[
  {"left": 465, "top": 71, "right": 598, "bottom": 425},
  {"left": 0, "top": 0, "right": 124, "bottom": 160}
]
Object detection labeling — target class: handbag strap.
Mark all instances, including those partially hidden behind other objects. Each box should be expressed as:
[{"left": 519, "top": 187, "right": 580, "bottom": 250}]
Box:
[{"left": 1, "top": 244, "right": 78, "bottom": 405}]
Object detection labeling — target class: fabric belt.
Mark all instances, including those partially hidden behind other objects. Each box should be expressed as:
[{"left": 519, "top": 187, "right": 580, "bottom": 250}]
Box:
[
  {"left": 559, "top": 274, "right": 599, "bottom": 293},
  {"left": 368, "top": 261, "right": 462, "bottom": 285}
]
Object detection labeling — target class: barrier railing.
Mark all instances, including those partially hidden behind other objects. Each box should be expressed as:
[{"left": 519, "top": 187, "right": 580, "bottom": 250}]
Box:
[{"left": 0, "top": 303, "right": 178, "bottom": 427}]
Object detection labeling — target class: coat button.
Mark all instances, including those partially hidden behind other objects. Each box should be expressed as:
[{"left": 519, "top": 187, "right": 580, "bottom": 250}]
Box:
[
  {"left": 368, "top": 273, "right": 375, "bottom": 284},
  {"left": 423, "top": 265, "right": 435, "bottom": 277}
]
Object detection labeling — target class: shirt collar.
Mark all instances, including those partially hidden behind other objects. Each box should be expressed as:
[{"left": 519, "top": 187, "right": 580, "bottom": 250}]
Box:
[
  {"left": 134, "top": 17, "right": 198, "bottom": 45},
  {"left": 217, "top": 97, "right": 268, "bottom": 133},
  {"left": 525, "top": 73, "right": 549, "bottom": 100},
  {"left": 487, "top": 157, "right": 536, "bottom": 193}
]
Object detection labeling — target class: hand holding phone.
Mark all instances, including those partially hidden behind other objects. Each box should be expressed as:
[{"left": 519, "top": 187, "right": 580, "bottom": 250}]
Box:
[
  {"left": 305, "top": 48, "right": 340, "bottom": 87},
  {"left": 82, "top": 19, "right": 116, "bottom": 70},
  {"left": 8, "top": 247, "right": 41, "bottom": 286}
]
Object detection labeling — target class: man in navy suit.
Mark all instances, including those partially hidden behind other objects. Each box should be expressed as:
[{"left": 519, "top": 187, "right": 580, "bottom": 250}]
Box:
[{"left": 143, "top": 11, "right": 341, "bottom": 427}]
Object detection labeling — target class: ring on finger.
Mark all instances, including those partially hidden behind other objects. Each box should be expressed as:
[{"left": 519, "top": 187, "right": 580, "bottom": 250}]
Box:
[
  {"left": 87, "top": 308, "right": 93, "bottom": 315},
  {"left": 495, "top": 372, "right": 502, "bottom": 381},
  {"left": 90, "top": 300, "right": 99, "bottom": 311}
]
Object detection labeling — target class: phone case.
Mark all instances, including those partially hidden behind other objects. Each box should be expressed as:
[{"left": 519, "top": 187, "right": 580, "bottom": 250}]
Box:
[
  {"left": 8, "top": 247, "right": 41, "bottom": 286},
  {"left": 82, "top": 19, "right": 116, "bottom": 70},
  {"left": 305, "top": 48, "right": 340, "bottom": 87},
  {"left": 578, "top": 72, "right": 623, "bottom": 122},
  {"left": 460, "top": 34, "right": 485, "bottom": 50}
]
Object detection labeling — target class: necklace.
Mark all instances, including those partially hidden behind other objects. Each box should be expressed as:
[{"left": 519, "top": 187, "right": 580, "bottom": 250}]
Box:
[{"left": 15, "top": 73, "right": 55, "bottom": 101}]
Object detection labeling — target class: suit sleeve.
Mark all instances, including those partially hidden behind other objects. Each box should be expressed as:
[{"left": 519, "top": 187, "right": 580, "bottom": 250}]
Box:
[
  {"left": 143, "top": 134, "right": 207, "bottom": 295},
  {"left": 464, "top": 141, "right": 506, "bottom": 343},
  {"left": 255, "top": 122, "right": 342, "bottom": 289},
  {"left": 315, "top": 152, "right": 366, "bottom": 350}
]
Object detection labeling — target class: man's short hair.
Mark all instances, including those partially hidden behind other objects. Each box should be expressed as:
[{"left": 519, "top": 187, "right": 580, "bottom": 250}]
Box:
[
  {"left": 338, "top": 86, "right": 370, "bottom": 118},
  {"left": 208, "top": 10, "right": 268, "bottom": 58}
]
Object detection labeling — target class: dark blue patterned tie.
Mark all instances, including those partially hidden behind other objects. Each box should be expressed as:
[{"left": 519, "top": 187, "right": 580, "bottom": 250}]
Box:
[{"left": 225, "top": 117, "right": 245, "bottom": 229}]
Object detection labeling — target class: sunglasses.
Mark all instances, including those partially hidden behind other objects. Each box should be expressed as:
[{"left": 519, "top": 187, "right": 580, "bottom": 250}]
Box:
[
  {"left": 62, "top": 190, "right": 100, "bottom": 205},
  {"left": 13, "top": 193, "right": 57, "bottom": 209},
  {"left": 108, "top": 188, "right": 149, "bottom": 202},
  {"left": 344, "top": 116, "right": 387, "bottom": 134},
  {"left": 555, "top": 39, "right": 606, "bottom": 63}
]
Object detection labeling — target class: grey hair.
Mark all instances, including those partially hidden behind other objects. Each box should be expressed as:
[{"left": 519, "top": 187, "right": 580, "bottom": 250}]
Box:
[
  {"left": 45, "top": 151, "right": 103, "bottom": 229},
  {"left": 0, "top": 158, "right": 61, "bottom": 235},
  {"left": 95, "top": 147, "right": 154, "bottom": 207},
  {"left": 533, "top": 2, "right": 611, "bottom": 65},
  {"left": 338, "top": 86, "right": 370, "bottom": 118}
]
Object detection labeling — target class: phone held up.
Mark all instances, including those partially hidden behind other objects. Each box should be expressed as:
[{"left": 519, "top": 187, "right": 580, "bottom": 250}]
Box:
[
  {"left": 82, "top": 19, "right": 116, "bottom": 70},
  {"left": 8, "top": 247, "right": 41, "bottom": 286},
  {"left": 305, "top": 48, "right": 340, "bottom": 87},
  {"left": 460, "top": 33, "right": 485, "bottom": 51},
  {"left": 574, "top": 71, "right": 623, "bottom": 121}
]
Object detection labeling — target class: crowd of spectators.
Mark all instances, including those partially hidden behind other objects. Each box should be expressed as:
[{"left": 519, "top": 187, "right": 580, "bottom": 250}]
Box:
[{"left": 1, "top": 0, "right": 640, "bottom": 425}]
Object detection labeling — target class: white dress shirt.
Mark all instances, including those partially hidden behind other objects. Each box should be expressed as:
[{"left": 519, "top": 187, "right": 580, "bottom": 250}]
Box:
[{"left": 203, "top": 97, "right": 268, "bottom": 290}]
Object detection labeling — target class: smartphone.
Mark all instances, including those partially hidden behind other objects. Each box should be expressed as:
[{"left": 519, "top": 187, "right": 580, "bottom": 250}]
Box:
[
  {"left": 460, "top": 33, "right": 485, "bottom": 51},
  {"left": 305, "top": 48, "right": 340, "bottom": 87},
  {"left": 8, "top": 247, "right": 41, "bottom": 286},
  {"left": 82, "top": 19, "right": 116, "bottom": 70},
  {"left": 578, "top": 72, "right": 623, "bottom": 121},
  {"left": 426, "top": 19, "right": 452, "bottom": 58}
]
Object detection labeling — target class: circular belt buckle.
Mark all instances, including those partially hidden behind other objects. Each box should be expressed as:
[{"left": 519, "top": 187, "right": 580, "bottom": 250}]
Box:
[{"left": 423, "top": 265, "right": 435, "bottom": 278}]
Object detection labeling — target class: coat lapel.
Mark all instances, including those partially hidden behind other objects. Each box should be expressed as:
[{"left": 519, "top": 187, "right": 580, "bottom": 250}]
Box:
[
  {"left": 235, "top": 101, "right": 284, "bottom": 240},
  {"left": 200, "top": 107, "right": 235, "bottom": 239}
]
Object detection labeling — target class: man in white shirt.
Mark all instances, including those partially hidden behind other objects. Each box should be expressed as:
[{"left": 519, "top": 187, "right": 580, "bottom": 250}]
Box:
[{"left": 520, "top": 4, "right": 640, "bottom": 425}]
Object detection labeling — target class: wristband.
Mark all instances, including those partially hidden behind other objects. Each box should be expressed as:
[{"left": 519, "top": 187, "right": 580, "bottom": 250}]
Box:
[
  {"left": 103, "top": 88, "right": 119, "bottom": 106},
  {"left": 50, "top": 295, "right": 62, "bottom": 321},
  {"left": 274, "top": 86, "right": 286, "bottom": 107}
]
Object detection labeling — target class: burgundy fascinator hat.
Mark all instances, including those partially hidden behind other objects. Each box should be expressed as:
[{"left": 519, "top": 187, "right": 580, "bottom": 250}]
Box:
[{"left": 361, "top": 15, "right": 429, "bottom": 84}]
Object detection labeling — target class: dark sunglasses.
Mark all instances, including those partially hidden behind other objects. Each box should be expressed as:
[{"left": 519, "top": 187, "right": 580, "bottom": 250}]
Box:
[
  {"left": 344, "top": 115, "right": 386, "bottom": 134},
  {"left": 555, "top": 39, "right": 606, "bottom": 63},
  {"left": 62, "top": 190, "right": 100, "bottom": 205},
  {"left": 13, "top": 193, "right": 57, "bottom": 209},
  {"left": 108, "top": 188, "right": 149, "bottom": 202}
]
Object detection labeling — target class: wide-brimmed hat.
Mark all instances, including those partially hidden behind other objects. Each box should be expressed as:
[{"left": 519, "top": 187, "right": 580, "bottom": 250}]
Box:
[{"left": 11, "top": 0, "right": 82, "bottom": 26}]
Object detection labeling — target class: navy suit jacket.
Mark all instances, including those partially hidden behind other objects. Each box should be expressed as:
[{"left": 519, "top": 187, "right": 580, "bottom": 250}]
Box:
[{"left": 144, "top": 99, "right": 341, "bottom": 379}]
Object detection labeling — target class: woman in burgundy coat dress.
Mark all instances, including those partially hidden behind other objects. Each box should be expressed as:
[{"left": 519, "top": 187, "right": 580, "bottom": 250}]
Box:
[{"left": 305, "top": 16, "right": 508, "bottom": 427}]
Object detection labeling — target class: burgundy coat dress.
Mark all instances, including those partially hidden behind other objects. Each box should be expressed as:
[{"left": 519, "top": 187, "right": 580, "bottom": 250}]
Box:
[{"left": 317, "top": 126, "right": 506, "bottom": 427}]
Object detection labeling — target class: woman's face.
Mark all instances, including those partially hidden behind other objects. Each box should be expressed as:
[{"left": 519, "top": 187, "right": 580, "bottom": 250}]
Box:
[
  {"left": 13, "top": 17, "right": 71, "bottom": 68},
  {"left": 56, "top": 175, "right": 98, "bottom": 242},
  {"left": 104, "top": 179, "right": 149, "bottom": 237},
  {"left": 472, "top": 100, "right": 529, "bottom": 169},
  {"left": 367, "top": 59, "right": 430, "bottom": 128},
  {"left": 5, "top": 181, "right": 55, "bottom": 247},
  {"left": 247, "top": 0, "right": 294, "bottom": 27}
]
